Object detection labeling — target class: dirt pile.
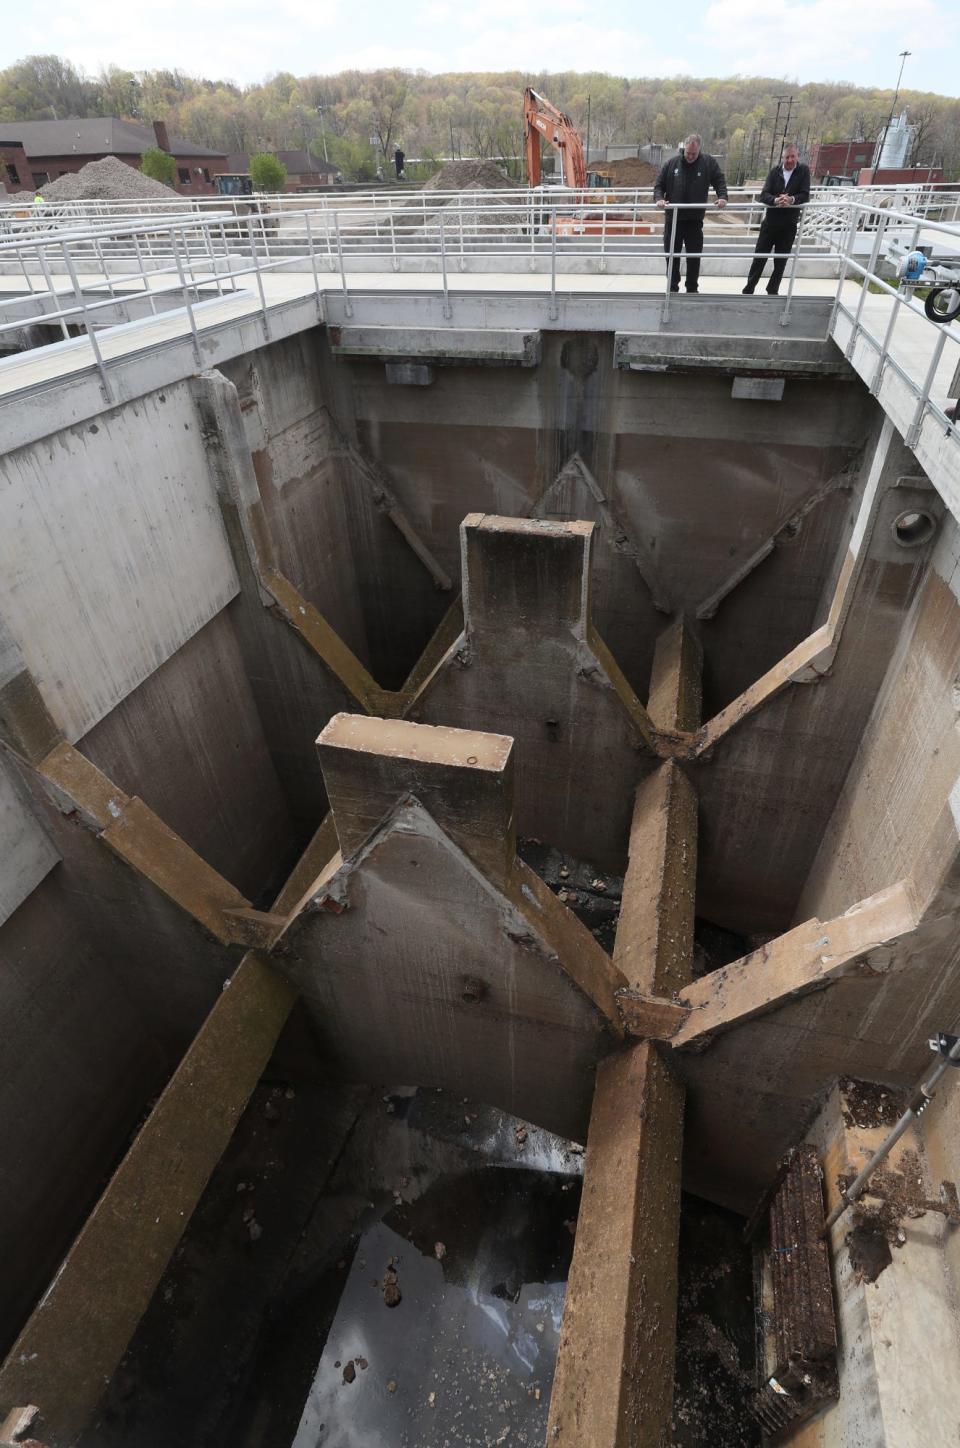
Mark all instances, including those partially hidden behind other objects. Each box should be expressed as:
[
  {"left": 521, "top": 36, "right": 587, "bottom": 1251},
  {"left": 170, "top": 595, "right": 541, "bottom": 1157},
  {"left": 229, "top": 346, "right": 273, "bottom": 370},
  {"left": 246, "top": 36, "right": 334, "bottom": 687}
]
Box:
[
  {"left": 591, "top": 157, "right": 659, "bottom": 187},
  {"left": 424, "top": 159, "right": 513, "bottom": 191},
  {"left": 31, "top": 156, "right": 177, "bottom": 202}
]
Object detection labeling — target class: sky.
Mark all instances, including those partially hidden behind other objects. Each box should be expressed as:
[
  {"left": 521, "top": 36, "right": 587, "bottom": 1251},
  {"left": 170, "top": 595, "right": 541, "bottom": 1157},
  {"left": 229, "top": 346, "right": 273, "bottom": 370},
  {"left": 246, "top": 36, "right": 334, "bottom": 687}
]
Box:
[{"left": 2, "top": 0, "right": 958, "bottom": 97}]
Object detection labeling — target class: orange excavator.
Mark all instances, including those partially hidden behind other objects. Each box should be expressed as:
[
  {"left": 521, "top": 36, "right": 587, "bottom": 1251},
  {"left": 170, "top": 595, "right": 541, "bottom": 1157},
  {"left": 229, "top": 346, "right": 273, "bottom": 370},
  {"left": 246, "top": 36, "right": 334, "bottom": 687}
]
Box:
[
  {"left": 523, "top": 86, "right": 654, "bottom": 238},
  {"left": 523, "top": 87, "right": 588, "bottom": 190}
]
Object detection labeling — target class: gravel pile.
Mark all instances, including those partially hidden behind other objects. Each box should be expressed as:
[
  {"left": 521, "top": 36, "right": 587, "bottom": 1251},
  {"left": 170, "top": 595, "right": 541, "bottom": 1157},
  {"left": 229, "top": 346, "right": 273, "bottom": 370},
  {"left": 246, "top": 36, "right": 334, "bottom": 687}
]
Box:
[
  {"left": 30, "top": 156, "right": 177, "bottom": 201},
  {"left": 423, "top": 159, "right": 513, "bottom": 191}
]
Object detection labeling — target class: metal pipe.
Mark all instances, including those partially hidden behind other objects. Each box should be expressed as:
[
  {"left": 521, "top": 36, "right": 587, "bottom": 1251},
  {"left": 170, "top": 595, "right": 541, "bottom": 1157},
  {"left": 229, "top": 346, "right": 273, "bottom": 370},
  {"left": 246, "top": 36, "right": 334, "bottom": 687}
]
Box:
[
  {"left": 549, "top": 208, "right": 558, "bottom": 321},
  {"left": 823, "top": 1031, "right": 960, "bottom": 1234}
]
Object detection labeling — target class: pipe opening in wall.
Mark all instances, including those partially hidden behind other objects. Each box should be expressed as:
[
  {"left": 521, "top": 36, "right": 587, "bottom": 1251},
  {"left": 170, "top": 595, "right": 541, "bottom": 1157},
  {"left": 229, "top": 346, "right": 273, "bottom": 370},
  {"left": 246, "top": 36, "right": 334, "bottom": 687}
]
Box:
[{"left": 892, "top": 510, "right": 937, "bottom": 548}]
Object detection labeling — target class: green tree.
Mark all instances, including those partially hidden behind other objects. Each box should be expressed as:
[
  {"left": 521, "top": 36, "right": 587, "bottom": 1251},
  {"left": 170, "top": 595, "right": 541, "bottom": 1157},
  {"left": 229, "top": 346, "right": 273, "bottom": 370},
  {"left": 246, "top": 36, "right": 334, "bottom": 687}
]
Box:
[
  {"left": 140, "top": 146, "right": 176, "bottom": 185},
  {"left": 249, "top": 151, "right": 287, "bottom": 191}
]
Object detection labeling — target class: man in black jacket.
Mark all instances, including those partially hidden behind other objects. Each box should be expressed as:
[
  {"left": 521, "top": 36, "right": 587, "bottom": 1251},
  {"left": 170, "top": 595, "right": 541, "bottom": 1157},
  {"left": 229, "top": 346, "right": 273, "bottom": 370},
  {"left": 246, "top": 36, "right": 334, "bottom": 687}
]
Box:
[
  {"left": 743, "top": 144, "right": 811, "bottom": 295},
  {"left": 654, "top": 134, "right": 728, "bottom": 293}
]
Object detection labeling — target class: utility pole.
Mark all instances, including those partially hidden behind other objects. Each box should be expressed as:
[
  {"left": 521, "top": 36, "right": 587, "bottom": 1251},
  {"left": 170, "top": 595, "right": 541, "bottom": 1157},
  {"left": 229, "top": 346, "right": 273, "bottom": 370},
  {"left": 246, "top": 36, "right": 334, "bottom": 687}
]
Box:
[
  {"left": 315, "top": 101, "right": 328, "bottom": 163},
  {"left": 753, "top": 118, "right": 766, "bottom": 179},
  {"left": 769, "top": 95, "right": 792, "bottom": 167},
  {"left": 876, "top": 49, "right": 912, "bottom": 171},
  {"left": 585, "top": 94, "right": 591, "bottom": 171}
]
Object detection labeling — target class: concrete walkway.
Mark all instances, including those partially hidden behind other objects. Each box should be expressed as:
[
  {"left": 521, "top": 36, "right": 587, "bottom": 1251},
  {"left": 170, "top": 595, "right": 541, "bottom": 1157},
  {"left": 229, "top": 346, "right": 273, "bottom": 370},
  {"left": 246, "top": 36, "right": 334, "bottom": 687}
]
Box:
[{"left": 0, "top": 262, "right": 957, "bottom": 514}]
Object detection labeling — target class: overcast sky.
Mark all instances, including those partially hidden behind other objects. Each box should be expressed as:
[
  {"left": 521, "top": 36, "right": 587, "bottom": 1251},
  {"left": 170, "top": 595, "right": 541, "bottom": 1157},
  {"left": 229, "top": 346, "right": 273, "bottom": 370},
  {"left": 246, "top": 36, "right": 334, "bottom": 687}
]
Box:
[{"left": 4, "top": 0, "right": 958, "bottom": 96}]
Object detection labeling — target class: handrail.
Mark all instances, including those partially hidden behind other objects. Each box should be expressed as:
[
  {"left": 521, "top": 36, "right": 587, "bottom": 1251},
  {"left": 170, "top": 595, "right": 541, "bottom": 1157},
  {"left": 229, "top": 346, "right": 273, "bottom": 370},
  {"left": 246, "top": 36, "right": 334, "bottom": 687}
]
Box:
[{"left": 0, "top": 195, "right": 955, "bottom": 468}]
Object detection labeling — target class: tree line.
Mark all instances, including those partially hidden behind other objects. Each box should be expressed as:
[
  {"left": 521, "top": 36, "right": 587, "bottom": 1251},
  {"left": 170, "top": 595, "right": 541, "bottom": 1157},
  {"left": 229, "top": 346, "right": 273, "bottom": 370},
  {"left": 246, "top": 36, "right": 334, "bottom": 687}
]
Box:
[{"left": 1, "top": 55, "right": 958, "bottom": 181}]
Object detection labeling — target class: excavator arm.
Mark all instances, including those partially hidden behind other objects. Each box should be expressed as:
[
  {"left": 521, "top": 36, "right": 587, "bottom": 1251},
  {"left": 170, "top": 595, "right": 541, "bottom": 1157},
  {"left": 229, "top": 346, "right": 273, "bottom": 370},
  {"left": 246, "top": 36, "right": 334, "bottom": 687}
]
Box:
[{"left": 524, "top": 86, "right": 587, "bottom": 190}]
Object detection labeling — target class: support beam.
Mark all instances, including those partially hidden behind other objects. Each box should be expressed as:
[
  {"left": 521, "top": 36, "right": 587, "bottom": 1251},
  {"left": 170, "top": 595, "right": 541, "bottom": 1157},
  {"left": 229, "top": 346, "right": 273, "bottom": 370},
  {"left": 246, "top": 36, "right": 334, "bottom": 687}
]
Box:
[
  {"left": 613, "top": 761, "right": 698, "bottom": 1001},
  {"left": 37, "top": 742, "right": 260, "bottom": 948},
  {"left": 671, "top": 882, "right": 917, "bottom": 1051},
  {"left": 646, "top": 617, "right": 702, "bottom": 735},
  {"left": 338, "top": 422, "right": 454, "bottom": 593},
  {"left": 545, "top": 1043, "right": 685, "bottom": 1446},
  {"left": 548, "top": 620, "right": 700, "bottom": 1445},
  {"left": 0, "top": 953, "right": 297, "bottom": 1446},
  {"left": 262, "top": 568, "right": 399, "bottom": 717}
]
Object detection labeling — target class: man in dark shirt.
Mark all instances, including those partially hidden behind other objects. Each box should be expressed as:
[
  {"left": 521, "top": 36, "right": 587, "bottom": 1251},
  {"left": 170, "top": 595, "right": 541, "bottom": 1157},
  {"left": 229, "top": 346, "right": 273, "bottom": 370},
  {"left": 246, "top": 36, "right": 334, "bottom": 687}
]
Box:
[
  {"left": 654, "top": 134, "right": 728, "bottom": 293},
  {"left": 743, "top": 144, "right": 811, "bottom": 295}
]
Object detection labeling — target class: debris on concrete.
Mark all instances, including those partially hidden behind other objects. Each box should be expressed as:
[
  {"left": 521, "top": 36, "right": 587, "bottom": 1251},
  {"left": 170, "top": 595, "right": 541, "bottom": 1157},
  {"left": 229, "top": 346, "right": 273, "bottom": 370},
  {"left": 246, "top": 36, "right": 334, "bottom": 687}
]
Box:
[
  {"left": 383, "top": 1261, "right": 403, "bottom": 1308},
  {"left": 841, "top": 1078, "right": 906, "bottom": 1131},
  {"left": 342, "top": 1360, "right": 356, "bottom": 1384}
]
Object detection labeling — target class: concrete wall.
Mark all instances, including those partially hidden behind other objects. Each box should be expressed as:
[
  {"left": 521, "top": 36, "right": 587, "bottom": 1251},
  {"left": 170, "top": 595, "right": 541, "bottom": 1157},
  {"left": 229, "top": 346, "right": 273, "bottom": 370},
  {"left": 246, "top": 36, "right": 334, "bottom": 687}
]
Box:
[
  {"left": 799, "top": 511, "right": 960, "bottom": 919},
  {"left": 0, "top": 381, "right": 239, "bottom": 743},
  {"left": 0, "top": 754, "right": 58, "bottom": 925},
  {"left": 340, "top": 334, "right": 874, "bottom": 703},
  {"left": 78, "top": 607, "right": 298, "bottom": 903}
]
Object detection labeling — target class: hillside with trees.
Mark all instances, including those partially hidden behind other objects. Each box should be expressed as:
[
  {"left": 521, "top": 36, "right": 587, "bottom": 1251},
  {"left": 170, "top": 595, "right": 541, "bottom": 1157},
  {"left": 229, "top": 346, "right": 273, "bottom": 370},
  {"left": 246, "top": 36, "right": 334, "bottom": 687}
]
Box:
[{"left": 1, "top": 55, "right": 957, "bottom": 181}]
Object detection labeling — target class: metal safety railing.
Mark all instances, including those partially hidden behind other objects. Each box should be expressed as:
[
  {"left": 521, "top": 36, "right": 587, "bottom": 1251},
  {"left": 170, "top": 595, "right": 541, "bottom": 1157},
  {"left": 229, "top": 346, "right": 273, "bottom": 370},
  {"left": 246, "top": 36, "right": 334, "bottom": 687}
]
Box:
[
  {"left": 0, "top": 193, "right": 957, "bottom": 457},
  {"left": 827, "top": 201, "right": 960, "bottom": 447}
]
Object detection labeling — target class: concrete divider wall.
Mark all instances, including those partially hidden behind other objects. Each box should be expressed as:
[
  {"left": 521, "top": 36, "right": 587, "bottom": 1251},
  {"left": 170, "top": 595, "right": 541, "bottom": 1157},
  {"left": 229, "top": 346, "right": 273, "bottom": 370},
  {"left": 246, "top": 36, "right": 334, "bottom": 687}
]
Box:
[
  {"left": 0, "top": 379, "right": 239, "bottom": 744},
  {"left": 219, "top": 334, "right": 451, "bottom": 693}
]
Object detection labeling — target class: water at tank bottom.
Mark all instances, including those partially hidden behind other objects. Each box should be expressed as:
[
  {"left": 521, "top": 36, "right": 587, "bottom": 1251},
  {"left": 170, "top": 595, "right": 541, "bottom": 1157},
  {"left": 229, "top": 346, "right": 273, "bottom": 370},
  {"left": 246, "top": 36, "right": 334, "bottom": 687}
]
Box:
[{"left": 293, "top": 1165, "right": 579, "bottom": 1448}]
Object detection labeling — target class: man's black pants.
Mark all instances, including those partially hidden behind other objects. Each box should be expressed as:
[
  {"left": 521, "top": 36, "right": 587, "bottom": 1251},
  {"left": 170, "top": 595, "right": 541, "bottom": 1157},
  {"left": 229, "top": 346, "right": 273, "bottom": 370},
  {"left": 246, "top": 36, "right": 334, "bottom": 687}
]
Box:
[
  {"left": 663, "top": 216, "right": 704, "bottom": 292},
  {"left": 745, "top": 218, "right": 798, "bottom": 294}
]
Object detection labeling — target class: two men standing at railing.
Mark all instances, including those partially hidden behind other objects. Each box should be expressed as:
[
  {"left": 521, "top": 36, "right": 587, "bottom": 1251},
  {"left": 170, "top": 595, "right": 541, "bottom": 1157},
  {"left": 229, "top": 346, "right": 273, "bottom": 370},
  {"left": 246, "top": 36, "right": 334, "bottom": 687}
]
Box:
[
  {"left": 654, "top": 135, "right": 728, "bottom": 294},
  {"left": 742, "top": 144, "right": 811, "bottom": 296}
]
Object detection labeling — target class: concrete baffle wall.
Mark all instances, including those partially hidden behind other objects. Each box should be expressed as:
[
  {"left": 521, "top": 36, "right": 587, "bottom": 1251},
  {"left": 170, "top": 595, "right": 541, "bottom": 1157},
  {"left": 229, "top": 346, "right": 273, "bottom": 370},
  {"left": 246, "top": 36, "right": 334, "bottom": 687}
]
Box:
[
  {"left": 273, "top": 712, "right": 624, "bottom": 1140},
  {"left": 409, "top": 515, "right": 655, "bottom": 873}
]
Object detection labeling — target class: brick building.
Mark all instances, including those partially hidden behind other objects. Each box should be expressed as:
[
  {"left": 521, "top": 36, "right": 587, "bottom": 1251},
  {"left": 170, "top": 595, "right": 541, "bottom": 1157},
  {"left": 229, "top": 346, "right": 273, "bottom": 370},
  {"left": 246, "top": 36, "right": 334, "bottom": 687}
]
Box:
[
  {"left": 0, "top": 119, "right": 226, "bottom": 196},
  {"left": 0, "top": 141, "right": 35, "bottom": 193}
]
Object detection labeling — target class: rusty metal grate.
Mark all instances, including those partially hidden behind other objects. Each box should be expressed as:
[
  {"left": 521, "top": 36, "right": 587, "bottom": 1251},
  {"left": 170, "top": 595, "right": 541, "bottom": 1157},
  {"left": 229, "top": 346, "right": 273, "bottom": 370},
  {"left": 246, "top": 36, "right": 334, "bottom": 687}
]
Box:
[{"left": 749, "top": 1143, "right": 839, "bottom": 1436}]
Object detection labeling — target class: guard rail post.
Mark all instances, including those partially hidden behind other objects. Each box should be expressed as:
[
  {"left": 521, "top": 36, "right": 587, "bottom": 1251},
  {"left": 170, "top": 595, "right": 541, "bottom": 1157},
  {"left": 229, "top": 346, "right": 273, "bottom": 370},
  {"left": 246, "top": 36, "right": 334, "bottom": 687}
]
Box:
[
  {"left": 906, "top": 327, "right": 948, "bottom": 448},
  {"left": 440, "top": 212, "right": 452, "bottom": 320},
  {"left": 171, "top": 226, "right": 203, "bottom": 365},
  {"left": 333, "top": 211, "right": 353, "bottom": 319},
  {"left": 829, "top": 201, "right": 858, "bottom": 333},
  {"left": 131, "top": 233, "right": 158, "bottom": 315},
  {"left": 60, "top": 237, "right": 111, "bottom": 401},
  {"left": 36, "top": 243, "right": 70, "bottom": 339},
  {"left": 305, "top": 211, "right": 322, "bottom": 310},
  {"left": 845, "top": 209, "right": 887, "bottom": 359},
  {"left": 661, "top": 205, "right": 679, "bottom": 324},
  {"left": 244, "top": 218, "right": 271, "bottom": 339},
  {"left": 870, "top": 216, "right": 920, "bottom": 395}
]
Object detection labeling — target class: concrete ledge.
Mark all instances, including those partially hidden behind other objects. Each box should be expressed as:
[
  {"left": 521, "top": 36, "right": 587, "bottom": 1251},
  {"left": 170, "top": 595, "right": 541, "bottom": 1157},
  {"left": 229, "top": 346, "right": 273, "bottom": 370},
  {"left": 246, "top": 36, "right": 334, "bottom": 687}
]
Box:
[{"left": 328, "top": 323, "right": 541, "bottom": 366}]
